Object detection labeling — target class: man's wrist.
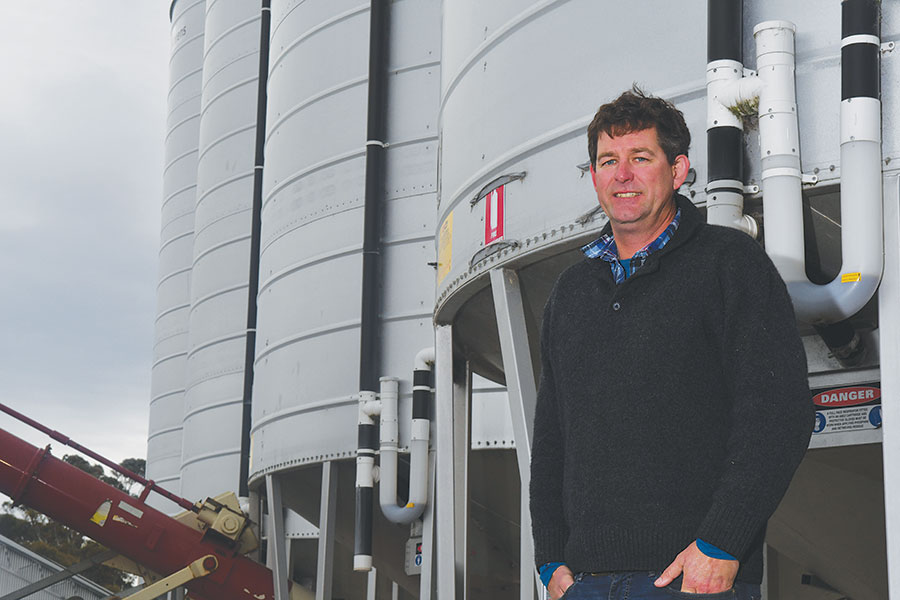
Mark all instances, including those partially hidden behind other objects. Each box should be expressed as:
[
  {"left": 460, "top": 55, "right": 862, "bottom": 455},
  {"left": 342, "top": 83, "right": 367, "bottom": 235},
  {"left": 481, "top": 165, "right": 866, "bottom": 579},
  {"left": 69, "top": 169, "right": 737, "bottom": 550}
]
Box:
[
  {"left": 539, "top": 562, "right": 566, "bottom": 587},
  {"left": 696, "top": 538, "right": 737, "bottom": 561}
]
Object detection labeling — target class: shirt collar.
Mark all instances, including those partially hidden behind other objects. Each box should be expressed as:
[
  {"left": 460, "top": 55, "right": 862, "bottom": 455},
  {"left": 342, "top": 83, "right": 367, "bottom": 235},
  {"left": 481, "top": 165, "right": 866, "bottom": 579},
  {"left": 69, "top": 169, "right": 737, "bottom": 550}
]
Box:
[{"left": 581, "top": 207, "right": 682, "bottom": 261}]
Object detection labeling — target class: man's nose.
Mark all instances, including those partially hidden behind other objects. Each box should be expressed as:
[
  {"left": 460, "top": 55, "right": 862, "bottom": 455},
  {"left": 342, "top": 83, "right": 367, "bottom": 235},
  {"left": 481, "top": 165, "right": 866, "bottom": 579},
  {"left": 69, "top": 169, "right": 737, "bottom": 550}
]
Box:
[{"left": 614, "top": 162, "right": 633, "bottom": 181}]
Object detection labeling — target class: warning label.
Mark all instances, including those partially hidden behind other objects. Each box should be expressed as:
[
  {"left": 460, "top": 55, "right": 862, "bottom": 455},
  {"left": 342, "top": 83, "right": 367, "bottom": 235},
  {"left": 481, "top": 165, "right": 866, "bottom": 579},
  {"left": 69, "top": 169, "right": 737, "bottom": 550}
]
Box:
[
  {"left": 437, "top": 212, "right": 453, "bottom": 284},
  {"left": 811, "top": 382, "right": 881, "bottom": 435}
]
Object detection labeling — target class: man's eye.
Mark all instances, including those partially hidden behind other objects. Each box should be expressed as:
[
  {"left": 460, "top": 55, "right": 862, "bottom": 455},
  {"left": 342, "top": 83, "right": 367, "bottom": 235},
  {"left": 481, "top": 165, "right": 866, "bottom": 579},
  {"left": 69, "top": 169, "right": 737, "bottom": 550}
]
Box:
[
  {"left": 634, "top": 156, "right": 649, "bottom": 162},
  {"left": 599, "top": 159, "right": 615, "bottom": 167}
]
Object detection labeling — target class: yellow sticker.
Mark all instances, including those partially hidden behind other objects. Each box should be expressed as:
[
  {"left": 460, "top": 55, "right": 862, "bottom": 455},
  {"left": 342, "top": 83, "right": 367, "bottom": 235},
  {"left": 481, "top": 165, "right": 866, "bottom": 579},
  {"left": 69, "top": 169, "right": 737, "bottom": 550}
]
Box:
[
  {"left": 437, "top": 212, "right": 453, "bottom": 284},
  {"left": 112, "top": 514, "right": 137, "bottom": 528},
  {"left": 90, "top": 500, "right": 111, "bottom": 527},
  {"left": 841, "top": 272, "right": 862, "bottom": 283}
]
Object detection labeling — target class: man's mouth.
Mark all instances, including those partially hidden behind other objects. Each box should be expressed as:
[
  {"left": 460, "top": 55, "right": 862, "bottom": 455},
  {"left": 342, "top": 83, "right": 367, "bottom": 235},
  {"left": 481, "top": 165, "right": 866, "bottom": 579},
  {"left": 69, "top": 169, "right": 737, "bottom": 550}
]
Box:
[{"left": 614, "top": 192, "right": 641, "bottom": 198}]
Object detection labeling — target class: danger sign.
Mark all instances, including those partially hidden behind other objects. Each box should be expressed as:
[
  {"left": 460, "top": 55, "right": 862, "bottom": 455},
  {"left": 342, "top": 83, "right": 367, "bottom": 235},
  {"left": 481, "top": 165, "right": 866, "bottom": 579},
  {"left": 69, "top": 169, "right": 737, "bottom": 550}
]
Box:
[
  {"left": 813, "top": 386, "right": 880, "bottom": 408},
  {"left": 811, "top": 382, "right": 881, "bottom": 435}
]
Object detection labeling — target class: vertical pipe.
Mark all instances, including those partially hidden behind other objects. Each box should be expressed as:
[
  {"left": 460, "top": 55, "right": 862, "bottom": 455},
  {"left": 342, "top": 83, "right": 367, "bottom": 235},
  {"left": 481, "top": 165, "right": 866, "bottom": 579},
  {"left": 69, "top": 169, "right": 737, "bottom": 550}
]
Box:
[
  {"left": 358, "top": 0, "right": 391, "bottom": 393},
  {"left": 239, "top": 0, "right": 271, "bottom": 500},
  {"left": 756, "top": 20, "right": 804, "bottom": 279},
  {"left": 354, "top": 391, "right": 378, "bottom": 571},
  {"left": 706, "top": 0, "right": 756, "bottom": 236},
  {"left": 355, "top": 0, "right": 391, "bottom": 571}
]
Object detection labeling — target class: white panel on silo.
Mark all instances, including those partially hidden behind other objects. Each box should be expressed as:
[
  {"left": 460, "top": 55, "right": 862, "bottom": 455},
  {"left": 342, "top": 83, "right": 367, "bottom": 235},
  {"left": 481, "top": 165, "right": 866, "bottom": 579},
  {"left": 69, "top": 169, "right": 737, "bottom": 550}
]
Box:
[
  {"left": 182, "top": 0, "right": 262, "bottom": 502},
  {"left": 147, "top": 0, "right": 206, "bottom": 511}
]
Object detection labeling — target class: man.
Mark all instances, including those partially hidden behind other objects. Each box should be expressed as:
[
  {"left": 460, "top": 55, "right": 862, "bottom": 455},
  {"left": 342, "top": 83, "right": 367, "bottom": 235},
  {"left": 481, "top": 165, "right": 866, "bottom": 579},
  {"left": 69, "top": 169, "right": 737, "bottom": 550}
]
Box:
[{"left": 530, "top": 87, "right": 813, "bottom": 599}]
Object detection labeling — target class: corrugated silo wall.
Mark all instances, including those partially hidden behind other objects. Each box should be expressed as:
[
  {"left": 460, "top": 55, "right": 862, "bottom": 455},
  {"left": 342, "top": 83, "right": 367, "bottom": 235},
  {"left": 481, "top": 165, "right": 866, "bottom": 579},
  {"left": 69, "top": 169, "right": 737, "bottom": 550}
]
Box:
[
  {"left": 181, "top": 0, "right": 263, "bottom": 502},
  {"left": 250, "top": 0, "right": 446, "bottom": 486},
  {"left": 147, "top": 0, "right": 206, "bottom": 512},
  {"left": 250, "top": 0, "right": 379, "bottom": 475}
]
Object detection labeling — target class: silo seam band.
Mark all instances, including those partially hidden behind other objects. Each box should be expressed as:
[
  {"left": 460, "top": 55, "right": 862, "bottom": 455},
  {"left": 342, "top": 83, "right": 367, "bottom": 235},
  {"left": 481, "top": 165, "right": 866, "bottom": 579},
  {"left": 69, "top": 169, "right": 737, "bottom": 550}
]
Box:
[
  {"left": 268, "top": 3, "right": 369, "bottom": 75},
  {"left": 254, "top": 319, "right": 362, "bottom": 362}
]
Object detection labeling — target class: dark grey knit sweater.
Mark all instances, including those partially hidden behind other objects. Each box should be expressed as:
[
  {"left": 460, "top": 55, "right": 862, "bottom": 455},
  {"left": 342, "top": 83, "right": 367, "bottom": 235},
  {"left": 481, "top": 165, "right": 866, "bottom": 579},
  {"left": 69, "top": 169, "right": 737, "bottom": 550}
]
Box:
[{"left": 530, "top": 195, "right": 813, "bottom": 583}]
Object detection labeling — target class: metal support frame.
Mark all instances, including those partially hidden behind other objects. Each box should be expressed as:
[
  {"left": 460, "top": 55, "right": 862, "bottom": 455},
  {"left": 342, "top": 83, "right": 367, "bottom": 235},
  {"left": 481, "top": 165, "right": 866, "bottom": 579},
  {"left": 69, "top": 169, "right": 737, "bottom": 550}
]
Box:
[
  {"left": 367, "top": 567, "right": 378, "bottom": 600},
  {"left": 0, "top": 548, "right": 117, "bottom": 600},
  {"left": 419, "top": 448, "right": 437, "bottom": 600},
  {"left": 435, "top": 324, "right": 469, "bottom": 600},
  {"left": 247, "top": 489, "right": 263, "bottom": 563},
  {"left": 490, "top": 268, "right": 540, "bottom": 600},
  {"left": 879, "top": 174, "right": 900, "bottom": 598},
  {"left": 316, "top": 461, "right": 338, "bottom": 600},
  {"left": 266, "top": 473, "right": 291, "bottom": 600}
]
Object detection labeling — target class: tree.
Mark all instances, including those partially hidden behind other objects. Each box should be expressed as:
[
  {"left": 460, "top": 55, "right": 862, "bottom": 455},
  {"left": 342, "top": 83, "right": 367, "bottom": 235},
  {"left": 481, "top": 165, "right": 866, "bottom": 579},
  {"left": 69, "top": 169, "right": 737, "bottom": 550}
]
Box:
[
  {"left": 116, "top": 457, "right": 146, "bottom": 496},
  {"left": 0, "top": 453, "right": 149, "bottom": 591},
  {"left": 63, "top": 454, "right": 126, "bottom": 493}
]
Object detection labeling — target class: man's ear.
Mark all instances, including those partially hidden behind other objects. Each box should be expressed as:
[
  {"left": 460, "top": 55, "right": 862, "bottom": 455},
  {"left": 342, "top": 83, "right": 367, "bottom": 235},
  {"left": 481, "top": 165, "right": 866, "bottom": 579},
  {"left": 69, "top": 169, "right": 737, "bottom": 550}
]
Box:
[{"left": 672, "top": 154, "right": 690, "bottom": 189}]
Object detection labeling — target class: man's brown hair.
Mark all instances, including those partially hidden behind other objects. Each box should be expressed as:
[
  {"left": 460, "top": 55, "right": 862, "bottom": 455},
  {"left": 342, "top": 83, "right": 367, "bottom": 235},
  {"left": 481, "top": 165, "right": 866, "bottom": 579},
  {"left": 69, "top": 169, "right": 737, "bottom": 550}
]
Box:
[{"left": 587, "top": 85, "right": 691, "bottom": 167}]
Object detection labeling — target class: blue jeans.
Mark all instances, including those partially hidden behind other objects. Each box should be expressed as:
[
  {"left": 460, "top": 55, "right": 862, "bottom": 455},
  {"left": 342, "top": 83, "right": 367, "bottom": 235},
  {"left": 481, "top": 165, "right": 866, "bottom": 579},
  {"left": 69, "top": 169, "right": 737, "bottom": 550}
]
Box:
[{"left": 560, "top": 572, "right": 762, "bottom": 600}]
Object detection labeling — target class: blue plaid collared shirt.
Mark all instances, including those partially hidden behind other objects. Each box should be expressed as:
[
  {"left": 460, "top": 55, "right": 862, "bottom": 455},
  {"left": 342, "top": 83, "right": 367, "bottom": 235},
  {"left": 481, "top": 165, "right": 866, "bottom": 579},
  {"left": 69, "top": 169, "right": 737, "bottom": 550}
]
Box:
[{"left": 581, "top": 208, "right": 681, "bottom": 284}]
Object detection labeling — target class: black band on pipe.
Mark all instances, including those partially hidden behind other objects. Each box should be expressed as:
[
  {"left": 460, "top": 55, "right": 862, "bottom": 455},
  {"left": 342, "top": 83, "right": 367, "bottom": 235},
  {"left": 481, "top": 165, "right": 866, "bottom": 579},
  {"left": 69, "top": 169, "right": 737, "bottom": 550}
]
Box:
[
  {"left": 842, "top": 0, "right": 879, "bottom": 38},
  {"left": 707, "top": 127, "right": 743, "bottom": 183},
  {"left": 358, "top": 423, "right": 378, "bottom": 450},
  {"left": 413, "top": 389, "right": 430, "bottom": 420},
  {"left": 354, "top": 486, "right": 373, "bottom": 556},
  {"left": 707, "top": 0, "right": 742, "bottom": 62},
  {"left": 842, "top": 44, "right": 880, "bottom": 100},
  {"left": 707, "top": 187, "right": 745, "bottom": 197},
  {"left": 413, "top": 369, "right": 432, "bottom": 388}
]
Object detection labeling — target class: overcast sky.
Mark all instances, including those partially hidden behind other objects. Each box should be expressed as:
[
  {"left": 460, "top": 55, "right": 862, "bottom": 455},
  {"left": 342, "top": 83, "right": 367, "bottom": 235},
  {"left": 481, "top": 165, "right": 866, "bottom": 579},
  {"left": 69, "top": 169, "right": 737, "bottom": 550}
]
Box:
[{"left": 0, "top": 3, "right": 170, "bottom": 469}]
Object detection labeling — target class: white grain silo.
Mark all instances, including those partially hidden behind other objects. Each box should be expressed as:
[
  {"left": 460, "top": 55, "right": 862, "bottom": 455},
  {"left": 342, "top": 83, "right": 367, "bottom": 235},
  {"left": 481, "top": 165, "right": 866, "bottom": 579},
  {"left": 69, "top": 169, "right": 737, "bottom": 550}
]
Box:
[
  {"left": 147, "top": 0, "right": 206, "bottom": 512},
  {"left": 180, "top": 0, "right": 263, "bottom": 502}
]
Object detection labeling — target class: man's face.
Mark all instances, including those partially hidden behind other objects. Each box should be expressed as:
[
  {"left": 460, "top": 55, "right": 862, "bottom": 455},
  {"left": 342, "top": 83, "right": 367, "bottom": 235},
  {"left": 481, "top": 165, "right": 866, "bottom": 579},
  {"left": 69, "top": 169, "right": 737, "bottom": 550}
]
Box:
[{"left": 591, "top": 127, "right": 689, "bottom": 239}]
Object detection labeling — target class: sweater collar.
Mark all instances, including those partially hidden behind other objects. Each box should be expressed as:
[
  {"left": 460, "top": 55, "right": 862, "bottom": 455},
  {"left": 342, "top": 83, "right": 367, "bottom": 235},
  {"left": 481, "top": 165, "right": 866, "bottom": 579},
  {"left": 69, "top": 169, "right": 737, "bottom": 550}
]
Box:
[{"left": 589, "top": 193, "right": 703, "bottom": 258}]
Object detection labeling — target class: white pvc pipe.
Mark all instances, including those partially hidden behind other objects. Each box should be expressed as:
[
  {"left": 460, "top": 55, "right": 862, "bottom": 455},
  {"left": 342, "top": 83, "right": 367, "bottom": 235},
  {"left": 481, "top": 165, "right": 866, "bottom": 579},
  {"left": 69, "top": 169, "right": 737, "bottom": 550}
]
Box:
[
  {"left": 415, "top": 346, "right": 436, "bottom": 371},
  {"left": 755, "top": 20, "right": 883, "bottom": 324},
  {"left": 706, "top": 59, "right": 760, "bottom": 237},
  {"left": 354, "top": 390, "right": 379, "bottom": 572},
  {"left": 378, "top": 374, "right": 429, "bottom": 524}
]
